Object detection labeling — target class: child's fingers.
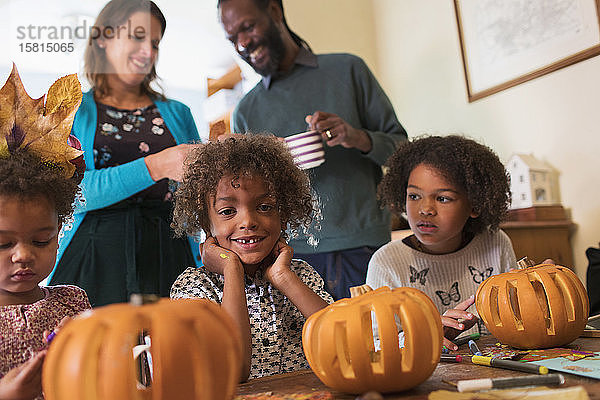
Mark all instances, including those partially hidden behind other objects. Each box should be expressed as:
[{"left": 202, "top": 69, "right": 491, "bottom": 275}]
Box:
[
  {"left": 20, "top": 351, "right": 46, "bottom": 383},
  {"left": 453, "top": 295, "right": 475, "bottom": 311},
  {"left": 203, "top": 236, "right": 217, "bottom": 246},
  {"left": 273, "top": 240, "right": 293, "bottom": 264},
  {"left": 200, "top": 237, "right": 218, "bottom": 255},
  {"left": 275, "top": 238, "right": 291, "bottom": 254},
  {"left": 443, "top": 337, "right": 458, "bottom": 351},
  {"left": 441, "top": 315, "right": 465, "bottom": 331},
  {"left": 54, "top": 316, "right": 70, "bottom": 331},
  {"left": 442, "top": 308, "right": 475, "bottom": 321}
]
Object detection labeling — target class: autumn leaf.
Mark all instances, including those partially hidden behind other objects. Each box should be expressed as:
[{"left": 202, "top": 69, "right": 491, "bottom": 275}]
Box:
[
  {"left": 0, "top": 64, "right": 84, "bottom": 178},
  {"left": 44, "top": 73, "right": 82, "bottom": 115}
]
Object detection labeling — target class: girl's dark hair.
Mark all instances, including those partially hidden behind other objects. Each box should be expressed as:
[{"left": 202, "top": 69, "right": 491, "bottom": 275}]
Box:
[
  {"left": 171, "top": 135, "right": 314, "bottom": 238},
  {"left": 84, "top": 0, "right": 167, "bottom": 101},
  {"left": 217, "top": 0, "right": 312, "bottom": 51},
  {"left": 378, "top": 135, "right": 511, "bottom": 235},
  {"left": 0, "top": 151, "right": 80, "bottom": 225}
]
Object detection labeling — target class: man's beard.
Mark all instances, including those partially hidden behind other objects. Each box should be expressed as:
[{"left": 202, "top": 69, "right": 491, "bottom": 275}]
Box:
[{"left": 240, "top": 19, "right": 286, "bottom": 77}]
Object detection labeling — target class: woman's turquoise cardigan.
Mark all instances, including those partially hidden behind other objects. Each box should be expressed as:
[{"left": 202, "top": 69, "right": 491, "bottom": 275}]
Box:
[{"left": 49, "top": 90, "right": 202, "bottom": 283}]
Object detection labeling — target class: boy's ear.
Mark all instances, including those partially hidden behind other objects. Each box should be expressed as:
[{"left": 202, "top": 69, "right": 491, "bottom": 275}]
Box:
[{"left": 470, "top": 208, "right": 480, "bottom": 218}]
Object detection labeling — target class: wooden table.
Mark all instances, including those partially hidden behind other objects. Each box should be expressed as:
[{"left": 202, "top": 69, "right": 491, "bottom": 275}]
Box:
[{"left": 236, "top": 336, "right": 600, "bottom": 399}]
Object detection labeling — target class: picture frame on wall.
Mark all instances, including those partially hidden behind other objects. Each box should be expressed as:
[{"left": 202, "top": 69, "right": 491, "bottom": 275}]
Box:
[{"left": 454, "top": 0, "right": 600, "bottom": 102}]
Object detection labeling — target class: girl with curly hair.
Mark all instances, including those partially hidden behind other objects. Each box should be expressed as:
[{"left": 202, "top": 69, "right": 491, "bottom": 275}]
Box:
[
  {"left": 170, "top": 135, "right": 332, "bottom": 381},
  {"left": 0, "top": 68, "right": 91, "bottom": 399},
  {"left": 366, "top": 135, "right": 516, "bottom": 350}
]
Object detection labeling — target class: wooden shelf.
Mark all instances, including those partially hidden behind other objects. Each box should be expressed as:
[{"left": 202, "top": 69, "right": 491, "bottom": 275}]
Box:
[{"left": 500, "top": 219, "right": 575, "bottom": 267}]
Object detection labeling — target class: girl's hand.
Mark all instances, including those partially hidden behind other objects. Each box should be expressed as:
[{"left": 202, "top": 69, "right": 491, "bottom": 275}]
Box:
[
  {"left": 199, "top": 236, "right": 242, "bottom": 276},
  {"left": 305, "top": 111, "right": 372, "bottom": 153},
  {"left": 264, "top": 239, "right": 294, "bottom": 290},
  {"left": 441, "top": 295, "right": 478, "bottom": 350},
  {"left": 43, "top": 316, "right": 71, "bottom": 345},
  {"left": 0, "top": 351, "right": 46, "bottom": 400},
  {"left": 144, "top": 143, "right": 203, "bottom": 182}
]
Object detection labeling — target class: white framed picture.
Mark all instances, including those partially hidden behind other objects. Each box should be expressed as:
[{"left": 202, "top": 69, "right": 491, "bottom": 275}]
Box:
[{"left": 454, "top": 0, "right": 600, "bottom": 101}]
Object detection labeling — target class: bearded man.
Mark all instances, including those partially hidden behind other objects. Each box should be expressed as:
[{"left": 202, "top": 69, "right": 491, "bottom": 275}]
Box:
[{"left": 218, "top": 0, "right": 407, "bottom": 300}]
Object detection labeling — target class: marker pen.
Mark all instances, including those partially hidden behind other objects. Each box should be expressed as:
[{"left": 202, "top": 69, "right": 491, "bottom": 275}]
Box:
[
  {"left": 45, "top": 331, "right": 56, "bottom": 344},
  {"left": 440, "top": 354, "right": 463, "bottom": 363},
  {"left": 454, "top": 333, "right": 481, "bottom": 347},
  {"left": 468, "top": 339, "right": 482, "bottom": 356},
  {"left": 471, "top": 355, "right": 549, "bottom": 374},
  {"left": 457, "top": 373, "right": 564, "bottom": 392}
]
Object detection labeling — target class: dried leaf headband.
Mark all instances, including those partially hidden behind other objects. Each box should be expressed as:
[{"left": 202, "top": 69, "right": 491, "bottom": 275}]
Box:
[{"left": 0, "top": 64, "right": 84, "bottom": 180}]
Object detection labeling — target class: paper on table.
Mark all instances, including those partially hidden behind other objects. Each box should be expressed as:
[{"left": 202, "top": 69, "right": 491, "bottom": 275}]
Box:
[
  {"left": 428, "top": 385, "right": 589, "bottom": 400},
  {"left": 530, "top": 354, "right": 600, "bottom": 380}
]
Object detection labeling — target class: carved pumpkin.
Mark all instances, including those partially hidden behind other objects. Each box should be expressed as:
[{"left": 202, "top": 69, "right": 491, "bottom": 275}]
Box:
[
  {"left": 476, "top": 263, "right": 589, "bottom": 349},
  {"left": 302, "top": 286, "right": 442, "bottom": 394},
  {"left": 43, "top": 299, "right": 241, "bottom": 400}
]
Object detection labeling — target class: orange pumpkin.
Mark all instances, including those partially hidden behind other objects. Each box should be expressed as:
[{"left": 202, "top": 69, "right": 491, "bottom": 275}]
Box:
[
  {"left": 476, "top": 263, "right": 589, "bottom": 349},
  {"left": 302, "top": 286, "right": 442, "bottom": 394},
  {"left": 43, "top": 299, "right": 241, "bottom": 400}
]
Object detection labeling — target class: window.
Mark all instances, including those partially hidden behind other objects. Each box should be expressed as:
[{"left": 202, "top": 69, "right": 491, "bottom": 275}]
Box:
[{"left": 535, "top": 188, "right": 546, "bottom": 201}]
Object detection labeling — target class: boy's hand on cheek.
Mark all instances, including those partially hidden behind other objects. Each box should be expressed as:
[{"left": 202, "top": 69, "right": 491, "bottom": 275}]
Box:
[
  {"left": 264, "top": 239, "right": 294, "bottom": 290},
  {"left": 199, "top": 237, "right": 242, "bottom": 276},
  {"left": 441, "top": 295, "right": 478, "bottom": 350}
]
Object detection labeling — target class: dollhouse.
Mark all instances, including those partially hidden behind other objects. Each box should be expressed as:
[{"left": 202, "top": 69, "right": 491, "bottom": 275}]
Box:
[{"left": 506, "top": 153, "right": 561, "bottom": 210}]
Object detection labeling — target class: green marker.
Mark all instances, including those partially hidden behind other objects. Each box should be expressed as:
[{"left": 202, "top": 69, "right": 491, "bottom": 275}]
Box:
[{"left": 453, "top": 332, "right": 480, "bottom": 347}]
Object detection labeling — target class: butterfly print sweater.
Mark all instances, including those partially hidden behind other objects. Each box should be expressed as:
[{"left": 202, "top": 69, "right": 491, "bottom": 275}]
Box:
[{"left": 366, "top": 230, "right": 515, "bottom": 336}]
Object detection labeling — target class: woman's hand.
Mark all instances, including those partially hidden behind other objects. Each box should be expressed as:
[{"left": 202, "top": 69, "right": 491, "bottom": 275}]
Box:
[
  {"left": 264, "top": 239, "right": 294, "bottom": 290},
  {"left": 441, "top": 295, "right": 478, "bottom": 350},
  {"left": 198, "top": 236, "right": 242, "bottom": 276},
  {"left": 144, "top": 143, "right": 203, "bottom": 182},
  {"left": 215, "top": 133, "right": 245, "bottom": 142},
  {"left": 0, "top": 351, "right": 46, "bottom": 400},
  {"left": 305, "top": 111, "right": 372, "bottom": 153}
]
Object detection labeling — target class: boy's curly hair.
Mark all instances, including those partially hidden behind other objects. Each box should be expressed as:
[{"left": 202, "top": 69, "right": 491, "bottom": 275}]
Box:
[
  {"left": 378, "top": 135, "right": 510, "bottom": 235},
  {"left": 171, "top": 135, "right": 314, "bottom": 238},
  {"left": 0, "top": 151, "right": 80, "bottom": 225}
]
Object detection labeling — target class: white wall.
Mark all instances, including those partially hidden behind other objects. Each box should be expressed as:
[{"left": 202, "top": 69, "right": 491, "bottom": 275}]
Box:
[
  {"left": 372, "top": 0, "right": 600, "bottom": 280},
  {"left": 283, "top": 0, "right": 380, "bottom": 76},
  {"left": 0, "top": 0, "right": 238, "bottom": 141}
]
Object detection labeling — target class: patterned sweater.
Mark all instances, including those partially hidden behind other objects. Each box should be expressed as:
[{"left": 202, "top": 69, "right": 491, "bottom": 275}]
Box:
[
  {"left": 0, "top": 285, "right": 91, "bottom": 377},
  {"left": 171, "top": 259, "right": 333, "bottom": 379},
  {"left": 366, "top": 230, "right": 516, "bottom": 336}
]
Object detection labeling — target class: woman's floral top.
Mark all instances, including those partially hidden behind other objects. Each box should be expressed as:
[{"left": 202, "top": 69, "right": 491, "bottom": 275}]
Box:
[{"left": 94, "top": 103, "right": 177, "bottom": 201}]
